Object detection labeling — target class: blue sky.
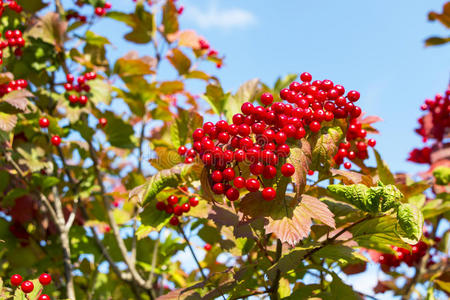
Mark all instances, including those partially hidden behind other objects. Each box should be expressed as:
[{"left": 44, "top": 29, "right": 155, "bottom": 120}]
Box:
[{"left": 60, "top": 0, "right": 449, "bottom": 298}]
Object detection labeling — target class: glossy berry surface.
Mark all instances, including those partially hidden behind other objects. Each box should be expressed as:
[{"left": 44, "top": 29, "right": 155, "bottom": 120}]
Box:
[
  {"left": 39, "top": 273, "right": 52, "bottom": 285},
  {"left": 21, "top": 280, "right": 34, "bottom": 293},
  {"left": 10, "top": 274, "right": 22, "bottom": 286}
]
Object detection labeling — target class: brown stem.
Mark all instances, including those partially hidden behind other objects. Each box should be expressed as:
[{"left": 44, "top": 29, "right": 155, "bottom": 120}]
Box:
[{"left": 269, "top": 239, "right": 283, "bottom": 300}]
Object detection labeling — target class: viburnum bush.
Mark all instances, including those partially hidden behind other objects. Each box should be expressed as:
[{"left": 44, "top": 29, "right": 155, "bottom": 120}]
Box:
[{"left": 0, "top": 0, "right": 448, "bottom": 300}]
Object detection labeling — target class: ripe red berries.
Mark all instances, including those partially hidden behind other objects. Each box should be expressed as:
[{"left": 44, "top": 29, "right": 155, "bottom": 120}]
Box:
[
  {"left": 38, "top": 295, "right": 51, "bottom": 300},
  {"left": 281, "top": 163, "right": 295, "bottom": 177},
  {"left": 39, "top": 273, "right": 52, "bottom": 285},
  {"left": 262, "top": 187, "right": 276, "bottom": 201},
  {"left": 21, "top": 280, "right": 34, "bottom": 293},
  {"left": 51, "top": 135, "right": 61, "bottom": 146},
  {"left": 261, "top": 92, "right": 274, "bottom": 106},
  {"left": 39, "top": 117, "right": 50, "bottom": 128},
  {"left": 10, "top": 274, "right": 22, "bottom": 286},
  {"left": 204, "top": 243, "right": 212, "bottom": 251},
  {"left": 99, "top": 118, "right": 107, "bottom": 127}
]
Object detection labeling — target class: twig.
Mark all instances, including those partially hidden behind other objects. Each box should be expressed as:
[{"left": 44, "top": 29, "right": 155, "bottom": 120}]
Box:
[
  {"left": 86, "top": 137, "right": 148, "bottom": 288},
  {"left": 269, "top": 240, "right": 283, "bottom": 300},
  {"left": 178, "top": 224, "right": 207, "bottom": 280}
]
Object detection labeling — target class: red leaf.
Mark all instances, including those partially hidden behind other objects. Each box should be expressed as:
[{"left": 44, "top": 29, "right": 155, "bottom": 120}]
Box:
[{"left": 264, "top": 195, "right": 335, "bottom": 246}]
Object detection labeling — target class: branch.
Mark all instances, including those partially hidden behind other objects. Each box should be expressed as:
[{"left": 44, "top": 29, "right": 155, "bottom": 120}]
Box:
[
  {"left": 178, "top": 224, "right": 207, "bottom": 281},
  {"left": 86, "top": 136, "right": 148, "bottom": 288},
  {"left": 401, "top": 216, "right": 442, "bottom": 299},
  {"left": 269, "top": 240, "right": 283, "bottom": 300}
]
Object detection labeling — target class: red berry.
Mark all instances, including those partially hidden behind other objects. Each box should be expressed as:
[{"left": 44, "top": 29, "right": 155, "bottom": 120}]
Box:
[
  {"left": 182, "top": 203, "right": 190, "bottom": 213},
  {"left": 167, "top": 195, "right": 178, "bottom": 205},
  {"left": 347, "top": 90, "right": 360, "bottom": 102},
  {"left": 261, "top": 92, "right": 273, "bottom": 106},
  {"left": 39, "top": 117, "right": 50, "bottom": 128},
  {"left": 233, "top": 176, "right": 245, "bottom": 189},
  {"left": 104, "top": 2, "right": 112, "bottom": 9},
  {"left": 38, "top": 295, "right": 51, "bottom": 300},
  {"left": 169, "top": 216, "right": 179, "bottom": 226},
  {"left": 309, "top": 121, "right": 321, "bottom": 132},
  {"left": 225, "top": 187, "right": 239, "bottom": 201},
  {"left": 204, "top": 243, "right": 212, "bottom": 251},
  {"left": 68, "top": 94, "right": 78, "bottom": 104},
  {"left": 51, "top": 135, "right": 61, "bottom": 146},
  {"left": 95, "top": 7, "right": 105, "bottom": 16},
  {"left": 263, "top": 165, "right": 277, "bottom": 179},
  {"left": 212, "top": 183, "right": 225, "bottom": 194},
  {"left": 66, "top": 74, "right": 74, "bottom": 83},
  {"left": 192, "top": 128, "right": 204, "bottom": 141},
  {"left": 211, "top": 170, "right": 223, "bottom": 183},
  {"left": 10, "top": 274, "right": 22, "bottom": 286},
  {"left": 189, "top": 197, "right": 199, "bottom": 207},
  {"left": 156, "top": 201, "right": 166, "bottom": 211},
  {"left": 21, "top": 281, "right": 34, "bottom": 293},
  {"left": 241, "top": 102, "right": 254, "bottom": 115},
  {"left": 281, "top": 163, "right": 295, "bottom": 177},
  {"left": 300, "top": 72, "right": 312, "bottom": 82},
  {"left": 79, "top": 95, "right": 88, "bottom": 105},
  {"left": 307, "top": 170, "right": 314, "bottom": 176},
  {"left": 262, "top": 187, "right": 276, "bottom": 201},
  {"left": 173, "top": 205, "right": 183, "bottom": 216},
  {"left": 222, "top": 168, "right": 235, "bottom": 181},
  {"left": 178, "top": 146, "right": 187, "bottom": 155},
  {"left": 368, "top": 139, "right": 376, "bottom": 147},
  {"left": 275, "top": 131, "right": 287, "bottom": 144},
  {"left": 99, "top": 117, "right": 107, "bottom": 127},
  {"left": 343, "top": 162, "right": 352, "bottom": 169},
  {"left": 64, "top": 83, "right": 73, "bottom": 91},
  {"left": 245, "top": 178, "right": 260, "bottom": 192},
  {"left": 39, "top": 273, "right": 52, "bottom": 285}
]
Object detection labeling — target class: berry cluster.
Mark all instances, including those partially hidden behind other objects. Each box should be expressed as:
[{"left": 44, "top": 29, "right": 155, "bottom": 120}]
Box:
[
  {"left": 198, "top": 39, "right": 221, "bottom": 68},
  {"left": 10, "top": 273, "right": 52, "bottom": 299},
  {"left": 417, "top": 86, "right": 449, "bottom": 142},
  {"left": 0, "top": 79, "right": 27, "bottom": 96},
  {"left": 64, "top": 72, "right": 97, "bottom": 106},
  {"left": 0, "top": 1, "right": 23, "bottom": 15},
  {"left": 94, "top": 2, "right": 112, "bottom": 16},
  {"left": 178, "top": 72, "right": 374, "bottom": 202},
  {"left": 407, "top": 146, "right": 431, "bottom": 164},
  {"left": 155, "top": 195, "right": 199, "bottom": 226},
  {"left": 0, "top": 29, "right": 25, "bottom": 59},
  {"left": 66, "top": 11, "right": 87, "bottom": 23},
  {"left": 377, "top": 242, "right": 428, "bottom": 269}
]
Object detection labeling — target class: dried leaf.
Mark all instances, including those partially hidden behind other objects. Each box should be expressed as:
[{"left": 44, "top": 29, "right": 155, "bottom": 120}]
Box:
[
  {"left": 289, "top": 139, "right": 312, "bottom": 196},
  {"left": 26, "top": 12, "right": 68, "bottom": 51}
]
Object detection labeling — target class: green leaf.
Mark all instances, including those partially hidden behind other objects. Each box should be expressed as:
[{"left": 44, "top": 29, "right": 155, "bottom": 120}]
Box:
[
  {"left": 422, "top": 199, "right": 450, "bottom": 219},
  {"left": 425, "top": 36, "right": 450, "bottom": 46},
  {"left": 85, "top": 30, "right": 111, "bottom": 46},
  {"left": 329, "top": 273, "right": 361, "bottom": 300},
  {"left": 107, "top": 3, "right": 155, "bottom": 44},
  {"left": 103, "top": 111, "right": 136, "bottom": 148},
  {"left": 224, "top": 78, "right": 260, "bottom": 122},
  {"left": 273, "top": 74, "right": 298, "bottom": 96},
  {"left": 0, "top": 170, "right": 10, "bottom": 193},
  {"left": 159, "top": 81, "right": 184, "bottom": 95},
  {"left": 310, "top": 126, "right": 343, "bottom": 172},
  {"left": 170, "top": 107, "right": 203, "bottom": 148},
  {"left": 396, "top": 203, "right": 423, "bottom": 244},
  {"left": 137, "top": 206, "right": 171, "bottom": 238},
  {"left": 89, "top": 78, "right": 112, "bottom": 105},
  {"left": 113, "top": 51, "right": 156, "bottom": 81},
  {"left": 350, "top": 215, "right": 408, "bottom": 252},
  {"left": 313, "top": 244, "right": 367, "bottom": 265},
  {"left": 167, "top": 48, "right": 191, "bottom": 75},
  {"left": 373, "top": 149, "right": 395, "bottom": 184},
  {"left": 433, "top": 166, "right": 450, "bottom": 185},
  {"left": 0, "top": 112, "right": 17, "bottom": 132},
  {"left": 201, "top": 83, "right": 226, "bottom": 115},
  {"left": 26, "top": 12, "right": 67, "bottom": 51},
  {"left": 162, "top": 0, "right": 179, "bottom": 35},
  {"left": 130, "top": 163, "right": 195, "bottom": 206}
]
